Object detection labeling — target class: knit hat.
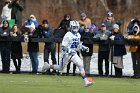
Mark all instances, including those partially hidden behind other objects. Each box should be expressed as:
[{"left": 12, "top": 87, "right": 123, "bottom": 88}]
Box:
[
  {"left": 107, "top": 11, "right": 113, "bottom": 17},
  {"left": 113, "top": 24, "right": 119, "bottom": 30},
  {"left": 101, "top": 23, "right": 106, "bottom": 27},
  {"left": 81, "top": 13, "right": 86, "bottom": 17},
  {"left": 42, "top": 19, "right": 48, "bottom": 24}
]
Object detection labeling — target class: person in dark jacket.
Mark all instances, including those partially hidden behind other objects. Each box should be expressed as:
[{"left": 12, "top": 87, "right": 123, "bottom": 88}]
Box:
[
  {"left": 27, "top": 25, "right": 39, "bottom": 73},
  {"left": 10, "top": 24, "right": 23, "bottom": 73},
  {"left": 109, "top": 24, "right": 126, "bottom": 77},
  {"left": 103, "top": 11, "right": 116, "bottom": 32},
  {"left": 54, "top": 14, "right": 71, "bottom": 38},
  {"left": 80, "top": 24, "right": 94, "bottom": 76},
  {"left": 94, "top": 23, "right": 111, "bottom": 76},
  {"left": 0, "top": 20, "right": 11, "bottom": 73},
  {"left": 8, "top": 0, "right": 24, "bottom": 27},
  {"left": 40, "top": 19, "right": 57, "bottom": 74},
  {"left": 126, "top": 24, "right": 140, "bottom": 78}
]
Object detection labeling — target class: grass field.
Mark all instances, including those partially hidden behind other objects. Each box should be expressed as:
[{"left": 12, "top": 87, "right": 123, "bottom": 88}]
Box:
[{"left": 0, "top": 73, "right": 139, "bottom": 93}]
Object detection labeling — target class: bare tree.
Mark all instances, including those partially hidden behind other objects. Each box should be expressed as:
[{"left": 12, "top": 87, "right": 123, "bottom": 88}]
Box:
[
  {"left": 100, "top": 0, "right": 109, "bottom": 11},
  {"left": 125, "top": 0, "right": 132, "bottom": 9}
]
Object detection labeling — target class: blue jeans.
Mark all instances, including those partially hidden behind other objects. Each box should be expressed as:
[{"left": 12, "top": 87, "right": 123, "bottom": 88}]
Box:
[{"left": 29, "top": 52, "right": 39, "bottom": 73}]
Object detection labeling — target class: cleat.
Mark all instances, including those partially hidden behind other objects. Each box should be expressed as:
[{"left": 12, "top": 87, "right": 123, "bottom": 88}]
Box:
[
  {"left": 84, "top": 81, "right": 93, "bottom": 87},
  {"left": 84, "top": 78, "right": 94, "bottom": 87}
]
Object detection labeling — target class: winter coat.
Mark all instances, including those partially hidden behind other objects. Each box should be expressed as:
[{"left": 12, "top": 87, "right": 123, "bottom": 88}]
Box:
[
  {"left": 23, "top": 19, "right": 38, "bottom": 28},
  {"left": 58, "top": 16, "right": 71, "bottom": 30},
  {"left": 129, "top": 35, "right": 140, "bottom": 52},
  {"left": 0, "top": 27, "right": 11, "bottom": 48},
  {"left": 94, "top": 29, "right": 111, "bottom": 51},
  {"left": 111, "top": 33, "right": 126, "bottom": 56},
  {"left": 9, "top": 1, "right": 23, "bottom": 27},
  {"left": 80, "top": 30, "right": 94, "bottom": 56},
  {"left": 27, "top": 29, "right": 39, "bottom": 52},
  {"left": 79, "top": 18, "right": 91, "bottom": 26},
  {"left": 11, "top": 32, "right": 23, "bottom": 59},
  {"left": 128, "top": 25, "right": 140, "bottom": 52},
  {"left": 38, "top": 25, "right": 55, "bottom": 48},
  {"left": 104, "top": 20, "right": 115, "bottom": 32},
  {"left": 1, "top": 3, "right": 11, "bottom": 20},
  {"left": 54, "top": 21, "right": 71, "bottom": 38}
]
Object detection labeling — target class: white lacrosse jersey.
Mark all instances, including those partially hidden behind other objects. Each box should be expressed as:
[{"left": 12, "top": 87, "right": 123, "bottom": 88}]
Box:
[{"left": 62, "top": 31, "right": 81, "bottom": 52}]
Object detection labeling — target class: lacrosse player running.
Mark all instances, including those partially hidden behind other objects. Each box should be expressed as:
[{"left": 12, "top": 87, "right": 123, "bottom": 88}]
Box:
[{"left": 42, "top": 20, "right": 94, "bottom": 87}]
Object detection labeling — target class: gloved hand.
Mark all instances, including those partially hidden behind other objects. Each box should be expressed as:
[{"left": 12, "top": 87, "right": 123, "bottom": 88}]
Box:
[
  {"left": 81, "top": 45, "right": 89, "bottom": 52},
  {"left": 85, "top": 47, "right": 89, "bottom": 52},
  {"left": 126, "top": 36, "right": 131, "bottom": 39},
  {"left": 24, "top": 34, "right": 29, "bottom": 42},
  {"left": 109, "top": 35, "right": 115, "bottom": 40},
  {"left": 100, "top": 34, "right": 108, "bottom": 40}
]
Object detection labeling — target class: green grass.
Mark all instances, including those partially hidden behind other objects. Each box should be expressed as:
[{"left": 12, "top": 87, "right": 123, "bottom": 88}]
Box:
[{"left": 0, "top": 73, "right": 139, "bottom": 93}]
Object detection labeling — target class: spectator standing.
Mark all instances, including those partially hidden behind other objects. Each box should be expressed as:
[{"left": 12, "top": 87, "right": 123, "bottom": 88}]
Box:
[
  {"left": 94, "top": 23, "right": 111, "bottom": 76},
  {"left": 54, "top": 14, "right": 72, "bottom": 38},
  {"left": 39, "top": 19, "right": 57, "bottom": 74},
  {"left": 0, "top": 20, "right": 11, "bottom": 73},
  {"left": 103, "top": 11, "right": 116, "bottom": 32},
  {"left": 1, "top": 0, "right": 12, "bottom": 21},
  {"left": 10, "top": 24, "right": 23, "bottom": 73},
  {"left": 127, "top": 18, "right": 140, "bottom": 35},
  {"left": 80, "top": 24, "right": 94, "bottom": 76},
  {"left": 27, "top": 24, "right": 39, "bottom": 73},
  {"left": 23, "top": 14, "right": 38, "bottom": 28},
  {"left": 79, "top": 13, "right": 91, "bottom": 27},
  {"left": 126, "top": 24, "right": 140, "bottom": 78},
  {"left": 9, "top": 0, "right": 24, "bottom": 27},
  {"left": 110, "top": 24, "right": 126, "bottom": 77}
]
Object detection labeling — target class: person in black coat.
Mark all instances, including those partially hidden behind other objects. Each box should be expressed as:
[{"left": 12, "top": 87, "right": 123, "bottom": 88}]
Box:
[
  {"left": 109, "top": 24, "right": 126, "bottom": 77},
  {"left": 54, "top": 14, "right": 72, "bottom": 38},
  {"left": 27, "top": 25, "right": 39, "bottom": 73},
  {"left": 10, "top": 24, "right": 23, "bottom": 73},
  {"left": 0, "top": 20, "right": 11, "bottom": 73},
  {"left": 80, "top": 24, "right": 94, "bottom": 76}
]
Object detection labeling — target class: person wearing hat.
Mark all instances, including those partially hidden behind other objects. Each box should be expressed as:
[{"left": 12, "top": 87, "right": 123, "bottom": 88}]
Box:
[
  {"left": 26, "top": 21, "right": 40, "bottom": 73},
  {"left": 39, "top": 19, "right": 57, "bottom": 75},
  {"left": 110, "top": 24, "right": 126, "bottom": 77},
  {"left": 103, "top": 11, "right": 116, "bottom": 32},
  {"left": 23, "top": 14, "right": 38, "bottom": 29},
  {"left": 126, "top": 24, "right": 140, "bottom": 78},
  {"left": 94, "top": 23, "right": 111, "bottom": 76},
  {"left": 127, "top": 18, "right": 140, "bottom": 35},
  {"left": 79, "top": 12, "right": 91, "bottom": 28},
  {"left": 21, "top": 14, "right": 38, "bottom": 34}
]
